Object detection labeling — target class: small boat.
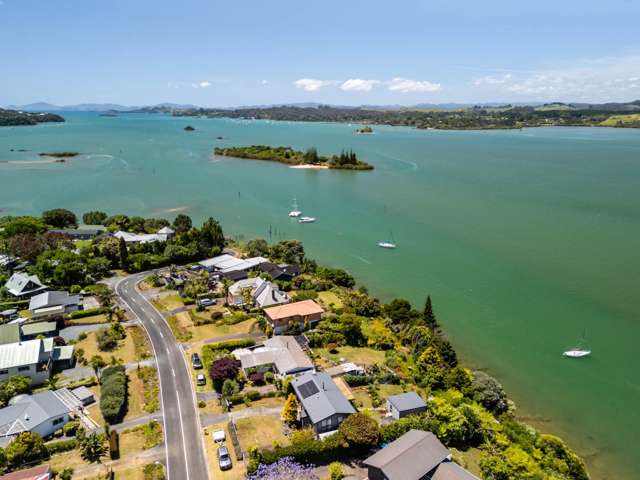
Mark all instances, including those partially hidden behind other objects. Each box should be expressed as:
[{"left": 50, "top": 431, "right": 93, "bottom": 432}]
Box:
[
  {"left": 563, "top": 349, "right": 591, "bottom": 358},
  {"left": 563, "top": 330, "right": 591, "bottom": 358},
  {"left": 288, "top": 198, "right": 302, "bottom": 218},
  {"left": 378, "top": 229, "right": 397, "bottom": 249},
  {"left": 298, "top": 216, "right": 316, "bottom": 223}
]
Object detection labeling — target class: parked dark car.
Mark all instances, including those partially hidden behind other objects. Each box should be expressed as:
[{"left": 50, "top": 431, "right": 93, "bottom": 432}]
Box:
[
  {"left": 191, "top": 353, "right": 203, "bottom": 369},
  {"left": 217, "top": 445, "right": 232, "bottom": 470}
]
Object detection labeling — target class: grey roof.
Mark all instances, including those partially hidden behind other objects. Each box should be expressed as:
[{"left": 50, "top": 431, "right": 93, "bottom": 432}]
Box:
[
  {"left": 4, "top": 273, "right": 47, "bottom": 297},
  {"left": 29, "top": 291, "right": 81, "bottom": 311},
  {"left": 157, "top": 226, "right": 174, "bottom": 234},
  {"left": 233, "top": 336, "right": 313, "bottom": 376},
  {"left": 431, "top": 462, "right": 480, "bottom": 480},
  {"left": 0, "top": 324, "right": 21, "bottom": 346},
  {"left": 363, "top": 430, "right": 450, "bottom": 480},
  {"left": 0, "top": 339, "right": 44, "bottom": 369},
  {"left": 387, "top": 391, "right": 427, "bottom": 412},
  {"left": 48, "top": 228, "right": 102, "bottom": 237},
  {"left": 71, "top": 386, "right": 95, "bottom": 402},
  {"left": 21, "top": 321, "right": 58, "bottom": 337},
  {"left": 292, "top": 371, "right": 355, "bottom": 424},
  {"left": 0, "top": 391, "right": 70, "bottom": 437},
  {"left": 229, "top": 277, "right": 289, "bottom": 308}
]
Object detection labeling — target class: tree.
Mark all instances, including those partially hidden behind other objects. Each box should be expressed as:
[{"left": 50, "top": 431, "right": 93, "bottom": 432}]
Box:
[
  {"left": 0, "top": 375, "right": 32, "bottom": 407},
  {"left": 316, "top": 267, "right": 355, "bottom": 288},
  {"left": 1, "top": 216, "right": 46, "bottom": 237},
  {"left": 281, "top": 393, "right": 298, "bottom": 424},
  {"left": 471, "top": 371, "right": 508, "bottom": 414},
  {"left": 304, "top": 147, "right": 319, "bottom": 164},
  {"left": 82, "top": 211, "right": 108, "bottom": 225},
  {"left": 248, "top": 457, "right": 318, "bottom": 480},
  {"left": 423, "top": 295, "right": 439, "bottom": 331},
  {"left": 384, "top": 298, "right": 416, "bottom": 326},
  {"left": 338, "top": 412, "right": 380, "bottom": 449},
  {"left": 79, "top": 432, "right": 108, "bottom": 465},
  {"left": 42, "top": 208, "right": 77, "bottom": 228},
  {"left": 118, "top": 237, "right": 129, "bottom": 269},
  {"left": 270, "top": 240, "right": 305, "bottom": 264},
  {"left": 59, "top": 468, "right": 74, "bottom": 480},
  {"left": 105, "top": 214, "right": 130, "bottom": 231},
  {"left": 201, "top": 217, "right": 225, "bottom": 253},
  {"left": 222, "top": 379, "right": 240, "bottom": 398},
  {"left": 247, "top": 238, "right": 270, "bottom": 257},
  {"left": 90, "top": 355, "right": 106, "bottom": 381},
  {"left": 209, "top": 357, "right": 241, "bottom": 390},
  {"left": 172, "top": 214, "right": 193, "bottom": 233},
  {"left": 5, "top": 432, "right": 47, "bottom": 468}
]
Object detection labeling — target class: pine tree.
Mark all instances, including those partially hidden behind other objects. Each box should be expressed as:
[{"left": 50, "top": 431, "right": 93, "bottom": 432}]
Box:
[
  {"left": 424, "top": 295, "right": 438, "bottom": 331},
  {"left": 281, "top": 393, "right": 299, "bottom": 424},
  {"left": 118, "top": 237, "right": 128, "bottom": 270}
]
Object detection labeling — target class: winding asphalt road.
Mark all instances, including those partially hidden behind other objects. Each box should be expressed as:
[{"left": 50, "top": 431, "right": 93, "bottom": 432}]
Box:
[{"left": 116, "top": 273, "right": 209, "bottom": 480}]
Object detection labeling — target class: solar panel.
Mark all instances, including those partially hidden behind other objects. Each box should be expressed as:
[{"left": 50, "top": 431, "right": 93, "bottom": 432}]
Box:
[{"left": 298, "top": 380, "right": 319, "bottom": 399}]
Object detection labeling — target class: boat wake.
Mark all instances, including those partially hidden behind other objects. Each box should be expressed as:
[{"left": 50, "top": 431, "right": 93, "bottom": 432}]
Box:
[{"left": 351, "top": 254, "right": 372, "bottom": 265}]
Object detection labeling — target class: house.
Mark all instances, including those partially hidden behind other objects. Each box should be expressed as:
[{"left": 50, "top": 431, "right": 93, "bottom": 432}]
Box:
[
  {"left": 257, "top": 262, "right": 300, "bottom": 282},
  {"left": 28, "top": 290, "right": 81, "bottom": 320},
  {"left": 386, "top": 392, "right": 427, "bottom": 420},
  {"left": 232, "top": 335, "right": 314, "bottom": 378},
  {"left": 263, "top": 300, "right": 324, "bottom": 334},
  {"left": 71, "top": 386, "right": 95, "bottom": 406},
  {"left": 0, "top": 254, "right": 19, "bottom": 270},
  {"left": 291, "top": 371, "right": 355, "bottom": 435},
  {"left": 363, "top": 429, "right": 478, "bottom": 480},
  {"left": 0, "top": 339, "right": 74, "bottom": 385},
  {"left": 0, "top": 309, "right": 18, "bottom": 322},
  {"left": 47, "top": 227, "right": 104, "bottom": 240},
  {"left": 20, "top": 321, "right": 58, "bottom": 341},
  {"left": 4, "top": 273, "right": 47, "bottom": 298},
  {"left": 199, "top": 254, "right": 268, "bottom": 274},
  {"left": 228, "top": 277, "right": 289, "bottom": 309},
  {"left": 0, "top": 391, "right": 71, "bottom": 447},
  {"left": 113, "top": 226, "right": 173, "bottom": 245},
  {"left": 0, "top": 464, "right": 52, "bottom": 480}
]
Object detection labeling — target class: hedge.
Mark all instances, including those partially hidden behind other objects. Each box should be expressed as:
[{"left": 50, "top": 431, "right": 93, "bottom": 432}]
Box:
[
  {"left": 68, "top": 307, "right": 108, "bottom": 319},
  {"left": 46, "top": 438, "right": 78, "bottom": 455},
  {"left": 100, "top": 365, "right": 128, "bottom": 424},
  {"left": 228, "top": 420, "right": 243, "bottom": 461}
]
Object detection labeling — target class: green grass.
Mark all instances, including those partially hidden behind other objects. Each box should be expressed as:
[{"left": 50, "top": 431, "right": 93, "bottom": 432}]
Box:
[
  {"left": 315, "top": 346, "right": 386, "bottom": 366},
  {"left": 151, "top": 293, "right": 184, "bottom": 312},
  {"left": 317, "top": 291, "right": 343, "bottom": 309},
  {"left": 600, "top": 114, "right": 640, "bottom": 126},
  {"left": 235, "top": 416, "right": 289, "bottom": 450}
]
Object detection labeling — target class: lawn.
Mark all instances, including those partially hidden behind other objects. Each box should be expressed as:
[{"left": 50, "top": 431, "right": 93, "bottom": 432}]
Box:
[
  {"left": 74, "top": 326, "right": 143, "bottom": 364},
  {"left": 130, "top": 326, "right": 152, "bottom": 360},
  {"left": 67, "top": 313, "right": 110, "bottom": 325},
  {"left": 173, "top": 310, "right": 258, "bottom": 343},
  {"left": 151, "top": 293, "right": 184, "bottom": 312},
  {"left": 119, "top": 429, "right": 146, "bottom": 456},
  {"left": 167, "top": 312, "right": 193, "bottom": 342},
  {"left": 125, "top": 371, "right": 147, "bottom": 421},
  {"left": 229, "top": 396, "right": 285, "bottom": 413},
  {"left": 235, "top": 416, "right": 288, "bottom": 451},
  {"left": 317, "top": 291, "right": 343, "bottom": 309},
  {"left": 600, "top": 113, "right": 640, "bottom": 126},
  {"left": 315, "top": 346, "right": 385, "bottom": 366},
  {"left": 136, "top": 366, "right": 160, "bottom": 414},
  {"left": 203, "top": 423, "right": 247, "bottom": 480},
  {"left": 48, "top": 449, "right": 90, "bottom": 473},
  {"left": 86, "top": 385, "right": 105, "bottom": 425}
]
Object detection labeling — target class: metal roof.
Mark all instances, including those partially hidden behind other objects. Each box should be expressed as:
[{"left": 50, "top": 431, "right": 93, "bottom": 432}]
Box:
[
  {"left": 4, "top": 273, "right": 46, "bottom": 297},
  {"left": 28, "top": 290, "right": 80, "bottom": 311},
  {"left": 264, "top": 300, "right": 324, "bottom": 321},
  {"left": 292, "top": 371, "right": 355, "bottom": 424},
  {"left": 233, "top": 335, "right": 313, "bottom": 376},
  {"left": 363, "top": 430, "right": 450, "bottom": 480},
  {"left": 431, "top": 462, "right": 480, "bottom": 480},
  {"left": 0, "top": 339, "right": 43, "bottom": 369},
  {"left": 0, "top": 324, "right": 21, "bottom": 346},
  {"left": 21, "top": 321, "right": 57, "bottom": 337},
  {"left": 387, "top": 391, "right": 427, "bottom": 412},
  {"left": 0, "top": 391, "right": 69, "bottom": 438}
]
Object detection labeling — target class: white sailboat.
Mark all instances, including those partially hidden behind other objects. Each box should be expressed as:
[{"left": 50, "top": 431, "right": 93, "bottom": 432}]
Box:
[
  {"left": 378, "top": 230, "right": 397, "bottom": 249},
  {"left": 563, "top": 330, "right": 591, "bottom": 358},
  {"left": 288, "top": 198, "right": 302, "bottom": 218},
  {"left": 298, "top": 216, "right": 316, "bottom": 223}
]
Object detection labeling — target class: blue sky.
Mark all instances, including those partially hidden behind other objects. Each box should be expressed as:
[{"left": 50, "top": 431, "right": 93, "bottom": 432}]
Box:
[{"left": 1, "top": 0, "right": 639, "bottom": 106}]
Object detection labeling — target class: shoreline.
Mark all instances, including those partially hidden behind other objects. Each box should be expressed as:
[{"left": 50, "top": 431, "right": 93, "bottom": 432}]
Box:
[{"left": 289, "top": 164, "right": 329, "bottom": 169}]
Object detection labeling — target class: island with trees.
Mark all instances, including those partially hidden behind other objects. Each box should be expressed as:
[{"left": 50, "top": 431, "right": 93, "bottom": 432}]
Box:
[
  {"left": 0, "top": 108, "right": 65, "bottom": 127},
  {"left": 214, "top": 145, "right": 374, "bottom": 170},
  {"left": 355, "top": 125, "right": 374, "bottom": 134},
  {"left": 168, "top": 100, "right": 640, "bottom": 130}
]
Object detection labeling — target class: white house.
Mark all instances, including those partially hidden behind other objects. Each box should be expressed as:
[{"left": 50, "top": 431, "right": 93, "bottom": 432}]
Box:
[
  {"left": 28, "top": 291, "right": 82, "bottom": 319},
  {"left": 0, "top": 339, "right": 74, "bottom": 386},
  {"left": 113, "top": 226, "right": 174, "bottom": 245},
  {"left": 4, "top": 273, "right": 47, "bottom": 298},
  {"left": 228, "top": 277, "right": 289, "bottom": 309}
]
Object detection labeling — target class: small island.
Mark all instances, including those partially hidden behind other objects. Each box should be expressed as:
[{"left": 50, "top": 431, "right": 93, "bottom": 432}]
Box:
[
  {"left": 356, "top": 125, "right": 374, "bottom": 134},
  {"left": 213, "top": 145, "right": 374, "bottom": 170},
  {"left": 184, "top": 125, "right": 195, "bottom": 131},
  {"left": 0, "top": 108, "right": 65, "bottom": 127},
  {"left": 39, "top": 152, "right": 79, "bottom": 158}
]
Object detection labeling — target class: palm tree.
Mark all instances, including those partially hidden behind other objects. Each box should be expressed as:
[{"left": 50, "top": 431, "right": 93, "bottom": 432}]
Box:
[
  {"left": 79, "top": 432, "right": 108, "bottom": 465},
  {"left": 90, "top": 355, "right": 106, "bottom": 381}
]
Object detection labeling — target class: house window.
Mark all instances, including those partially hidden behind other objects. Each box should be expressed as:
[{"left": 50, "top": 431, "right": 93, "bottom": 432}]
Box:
[
  {"left": 17, "top": 366, "right": 30, "bottom": 372},
  {"left": 52, "top": 417, "right": 64, "bottom": 425},
  {"left": 0, "top": 369, "right": 8, "bottom": 375}
]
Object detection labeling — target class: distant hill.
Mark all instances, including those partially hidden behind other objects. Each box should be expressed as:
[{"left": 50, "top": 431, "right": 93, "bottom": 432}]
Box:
[
  {"left": 6, "top": 102, "right": 199, "bottom": 112},
  {"left": 0, "top": 108, "right": 65, "bottom": 126}
]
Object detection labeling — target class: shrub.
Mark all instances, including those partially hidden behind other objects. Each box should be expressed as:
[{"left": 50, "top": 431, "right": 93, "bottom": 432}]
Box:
[
  {"left": 329, "top": 462, "right": 344, "bottom": 480},
  {"left": 471, "top": 371, "right": 508, "bottom": 414},
  {"left": 109, "top": 430, "right": 119, "bottom": 460},
  {"left": 338, "top": 413, "right": 379, "bottom": 450},
  {"left": 265, "top": 371, "right": 275, "bottom": 384},
  {"left": 209, "top": 357, "right": 241, "bottom": 390},
  {"left": 210, "top": 310, "right": 223, "bottom": 321},
  {"left": 228, "top": 420, "right": 243, "bottom": 461},
  {"left": 222, "top": 379, "right": 240, "bottom": 398},
  {"left": 69, "top": 307, "right": 109, "bottom": 319},
  {"left": 248, "top": 371, "right": 265, "bottom": 385},
  {"left": 143, "top": 463, "right": 166, "bottom": 480},
  {"left": 63, "top": 421, "right": 80, "bottom": 437},
  {"left": 100, "top": 365, "right": 128, "bottom": 424},
  {"left": 46, "top": 438, "right": 78, "bottom": 455}
]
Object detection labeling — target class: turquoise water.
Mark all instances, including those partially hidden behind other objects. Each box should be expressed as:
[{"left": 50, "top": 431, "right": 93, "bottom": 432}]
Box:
[{"left": 2, "top": 113, "right": 640, "bottom": 478}]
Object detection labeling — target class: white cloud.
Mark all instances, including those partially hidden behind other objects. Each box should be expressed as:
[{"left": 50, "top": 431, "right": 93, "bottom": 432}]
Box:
[
  {"left": 294, "top": 78, "right": 337, "bottom": 92},
  {"left": 199, "top": 81, "right": 211, "bottom": 88},
  {"left": 497, "top": 55, "right": 640, "bottom": 100},
  {"left": 473, "top": 73, "right": 512, "bottom": 85},
  {"left": 386, "top": 77, "right": 441, "bottom": 93},
  {"left": 261, "top": 79, "right": 269, "bottom": 85},
  {"left": 340, "top": 79, "right": 380, "bottom": 92}
]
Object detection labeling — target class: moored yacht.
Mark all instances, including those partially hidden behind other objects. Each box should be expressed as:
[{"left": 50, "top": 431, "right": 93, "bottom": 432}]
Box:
[{"left": 288, "top": 198, "right": 302, "bottom": 217}]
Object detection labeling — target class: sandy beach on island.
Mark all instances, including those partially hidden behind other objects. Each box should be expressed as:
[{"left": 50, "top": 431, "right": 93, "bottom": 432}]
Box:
[{"left": 289, "top": 164, "right": 329, "bottom": 169}]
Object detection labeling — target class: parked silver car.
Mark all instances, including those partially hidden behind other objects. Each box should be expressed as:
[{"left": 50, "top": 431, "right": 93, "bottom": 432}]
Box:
[{"left": 217, "top": 445, "right": 232, "bottom": 470}]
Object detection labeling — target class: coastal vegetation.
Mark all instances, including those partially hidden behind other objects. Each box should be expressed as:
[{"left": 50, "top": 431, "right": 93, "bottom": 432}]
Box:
[
  {"left": 214, "top": 145, "right": 374, "bottom": 170},
  {"left": 355, "top": 125, "right": 373, "bottom": 134},
  {"left": 184, "top": 125, "right": 195, "bottom": 131},
  {"left": 0, "top": 108, "right": 65, "bottom": 126},
  {"left": 171, "top": 101, "right": 640, "bottom": 130}
]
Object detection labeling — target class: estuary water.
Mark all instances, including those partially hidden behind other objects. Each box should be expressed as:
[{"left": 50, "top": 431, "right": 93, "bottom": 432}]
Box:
[{"left": 1, "top": 113, "right": 639, "bottom": 478}]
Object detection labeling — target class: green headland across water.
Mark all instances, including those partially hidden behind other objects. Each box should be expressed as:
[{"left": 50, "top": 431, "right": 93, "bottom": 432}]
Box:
[{"left": 1, "top": 112, "right": 639, "bottom": 479}]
